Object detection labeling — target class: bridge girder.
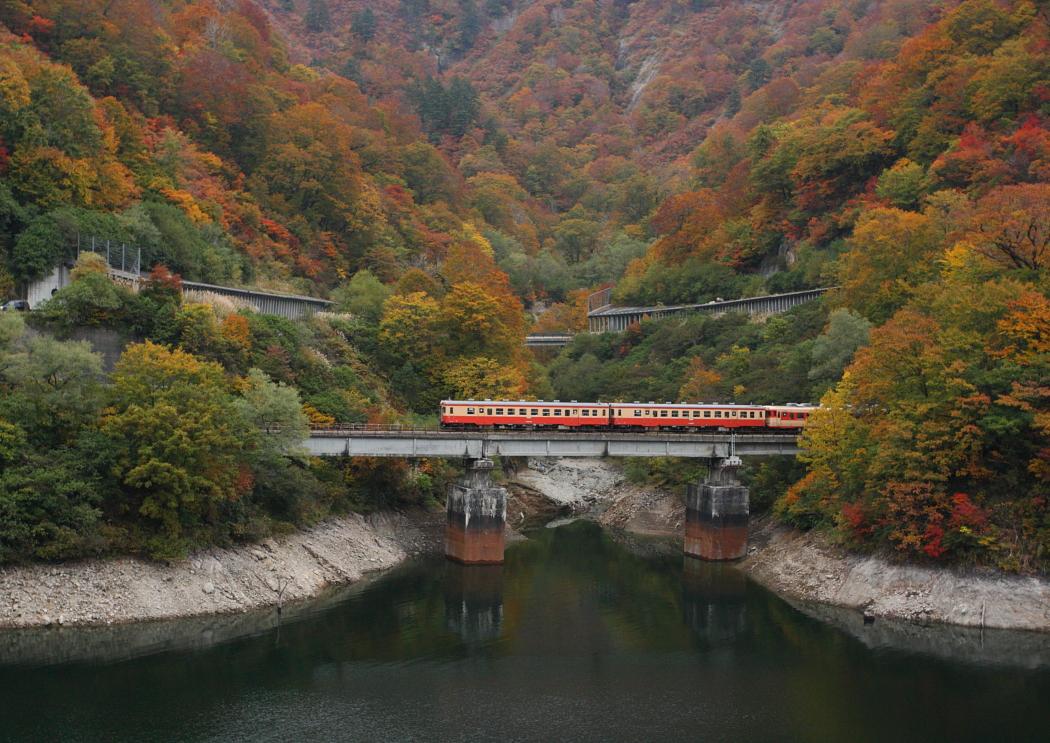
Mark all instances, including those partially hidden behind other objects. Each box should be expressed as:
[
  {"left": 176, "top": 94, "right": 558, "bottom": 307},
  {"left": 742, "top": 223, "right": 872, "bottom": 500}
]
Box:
[{"left": 304, "top": 431, "right": 798, "bottom": 458}]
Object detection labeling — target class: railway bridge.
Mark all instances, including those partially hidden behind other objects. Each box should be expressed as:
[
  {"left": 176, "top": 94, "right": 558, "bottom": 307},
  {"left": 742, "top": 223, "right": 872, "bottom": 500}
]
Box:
[{"left": 306, "top": 427, "right": 799, "bottom": 566}]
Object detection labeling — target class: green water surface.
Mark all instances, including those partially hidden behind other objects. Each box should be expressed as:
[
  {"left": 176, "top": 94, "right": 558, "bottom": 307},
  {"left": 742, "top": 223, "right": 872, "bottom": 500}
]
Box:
[{"left": 1, "top": 521, "right": 1048, "bottom": 742}]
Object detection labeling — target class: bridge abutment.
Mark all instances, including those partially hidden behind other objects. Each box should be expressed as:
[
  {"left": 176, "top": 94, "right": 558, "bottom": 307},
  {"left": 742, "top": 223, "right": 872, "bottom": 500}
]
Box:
[
  {"left": 684, "top": 457, "right": 749, "bottom": 561},
  {"left": 445, "top": 459, "right": 507, "bottom": 565}
]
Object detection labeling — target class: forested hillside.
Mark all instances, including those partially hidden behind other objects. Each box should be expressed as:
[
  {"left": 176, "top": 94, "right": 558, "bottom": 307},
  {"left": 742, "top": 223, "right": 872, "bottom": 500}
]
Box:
[{"left": 0, "top": 0, "right": 1047, "bottom": 570}]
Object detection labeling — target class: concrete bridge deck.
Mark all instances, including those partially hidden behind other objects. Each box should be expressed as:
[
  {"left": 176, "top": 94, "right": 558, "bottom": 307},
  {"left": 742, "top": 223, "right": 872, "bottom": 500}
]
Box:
[{"left": 305, "top": 429, "right": 799, "bottom": 458}]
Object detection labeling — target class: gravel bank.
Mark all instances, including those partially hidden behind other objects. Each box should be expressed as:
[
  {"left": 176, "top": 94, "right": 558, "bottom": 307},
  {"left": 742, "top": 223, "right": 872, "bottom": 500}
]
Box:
[{"left": 0, "top": 511, "right": 442, "bottom": 629}]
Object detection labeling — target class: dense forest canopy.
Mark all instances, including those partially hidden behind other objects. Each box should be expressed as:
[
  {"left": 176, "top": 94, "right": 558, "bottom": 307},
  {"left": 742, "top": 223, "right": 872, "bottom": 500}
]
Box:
[{"left": 0, "top": 0, "right": 1047, "bottom": 570}]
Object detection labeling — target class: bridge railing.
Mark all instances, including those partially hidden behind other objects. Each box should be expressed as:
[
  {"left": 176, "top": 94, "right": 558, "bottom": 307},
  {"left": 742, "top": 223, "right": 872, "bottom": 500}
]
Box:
[{"left": 306, "top": 423, "right": 444, "bottom": 433}]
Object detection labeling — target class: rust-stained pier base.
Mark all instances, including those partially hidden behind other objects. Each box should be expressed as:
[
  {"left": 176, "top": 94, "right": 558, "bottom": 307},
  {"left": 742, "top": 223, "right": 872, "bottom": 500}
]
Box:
[
  {"left": 445, "top": 458, "right": 507, "bottom": 565},
  {"left": 684, "top": 457, "right": 749, "bottom": 561}
]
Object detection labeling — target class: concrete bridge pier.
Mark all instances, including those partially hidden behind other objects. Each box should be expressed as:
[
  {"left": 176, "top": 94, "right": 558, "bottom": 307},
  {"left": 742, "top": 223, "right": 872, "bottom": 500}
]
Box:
[
  {"left": 445, "top": 459, "right": 507, "bottom": 565},
  {"left": 684, "top": 456, "right": 749, "bottom": 561}
]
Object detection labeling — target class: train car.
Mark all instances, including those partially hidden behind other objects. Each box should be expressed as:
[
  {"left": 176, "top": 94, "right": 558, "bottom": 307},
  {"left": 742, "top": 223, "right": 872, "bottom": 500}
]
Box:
[
  {"left": 765, "top": 404, "right": 816, "bottom": 429},
  {"left": 440, "top": 400, "right": 611, "bottom": 429},
  {"left": 610, "top": 402, "right": 768, "bottom": 430}
]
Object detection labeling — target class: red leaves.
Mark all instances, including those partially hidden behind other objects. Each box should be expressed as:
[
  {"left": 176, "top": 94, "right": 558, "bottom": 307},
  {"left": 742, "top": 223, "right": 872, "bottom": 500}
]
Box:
[
  {"left": 841, "top": 501, "right": 873, "bottom": 539},
  {"left": 948, "top": 492, "right": 988, "bottom": 532},
  {"left": 922, "top": 524, "right": 946, "bottom": 559},
  {"left": 26, "top": 15, "right": 54, "bottom": 38}
]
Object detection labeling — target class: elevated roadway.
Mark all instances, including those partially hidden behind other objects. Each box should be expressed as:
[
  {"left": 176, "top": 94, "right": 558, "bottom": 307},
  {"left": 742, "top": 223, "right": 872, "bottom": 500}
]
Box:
[{"left": 305, "top": 428, "right": 799, "bottom": 459}]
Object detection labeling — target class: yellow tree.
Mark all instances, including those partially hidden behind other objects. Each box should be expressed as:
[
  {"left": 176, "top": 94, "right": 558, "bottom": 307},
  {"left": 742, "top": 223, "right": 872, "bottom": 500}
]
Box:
[
  {"left": 836, "top": 207, "right": 944, "bottom": 323},
  {"left": 677, "top": 357, "right": 722, "bottom": 401},
  {"left": 440, "top": 356, "right": 527, "bottom": 400}
]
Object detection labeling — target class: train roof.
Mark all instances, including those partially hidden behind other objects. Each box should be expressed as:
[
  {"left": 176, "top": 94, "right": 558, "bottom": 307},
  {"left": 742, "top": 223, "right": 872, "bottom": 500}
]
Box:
[
  {"left": 441, "top": 400, "right": 608, "bottom": 406},
  {"left": 614, "top": 402, "right": 766, "bottom": 409},
  {"left": 441, "top": 400, "right": 796, "bottom": 408}
]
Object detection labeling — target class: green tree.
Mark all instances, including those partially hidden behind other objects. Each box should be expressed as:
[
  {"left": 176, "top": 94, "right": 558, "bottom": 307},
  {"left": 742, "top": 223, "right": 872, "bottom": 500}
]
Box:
[
  {"left": 235, "top": 368, "right": 309, "bottom": 460},
  {"left": 1, "top": 335, "right": 103, "bottom": 447},
  {"left": 808, "top": 309, "right": 872, "bottom": 389},
  {"left": 351, "top": 8, "right": 377, "bottom": 41},
  {"left": 875, "top": 159, "right": 927, "bottom": 209},
  {"left": 333, "top": 269, "right": 392, "bottom": 323},
  {"left": 305, "top": 0, "right": 331, "bottom": 33},
  {"left": 102, "top": 342, "right": 246, "bottom": 559}
]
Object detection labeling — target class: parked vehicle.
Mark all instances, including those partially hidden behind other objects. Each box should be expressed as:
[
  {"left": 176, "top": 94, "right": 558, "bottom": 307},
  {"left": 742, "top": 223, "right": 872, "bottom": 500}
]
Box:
[{"left": 0, "top": 299, "right": 30, "bottom": 312}]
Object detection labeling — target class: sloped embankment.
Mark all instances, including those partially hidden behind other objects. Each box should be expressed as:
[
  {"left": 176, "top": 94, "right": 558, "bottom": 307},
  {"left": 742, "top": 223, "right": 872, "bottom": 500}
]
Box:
[
  {"left": 0, "top": 512, "right": 442, "bottom": 629},
  {"left": 741, "top": 516, "right": 1050, "bottom": 633}
]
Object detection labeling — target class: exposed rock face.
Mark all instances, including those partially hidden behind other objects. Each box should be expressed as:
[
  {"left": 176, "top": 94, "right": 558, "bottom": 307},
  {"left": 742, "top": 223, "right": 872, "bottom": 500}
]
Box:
[
  {"left": 0, "top": 512, "right": 441, "bottom": 629},
  {"left": 512, "top": 458, "right": 626, "bottom": 510},
  {"left": 741, "top": 516, "right": 1050, "bottom": 633}
]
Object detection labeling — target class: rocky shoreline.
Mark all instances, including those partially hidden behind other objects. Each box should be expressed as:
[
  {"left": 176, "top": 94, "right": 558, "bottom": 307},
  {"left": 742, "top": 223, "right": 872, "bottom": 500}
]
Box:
[
  {"left": 741, "top": 515, "right": 1050, "bottom": 633},
  {"left": 510, "top": 458, "right": 1050, "bottom": 634},
  {"left": 0, "top": 511, "right": 443, "bottom": 630},
  {"left": 2, "top": 458, "right": 1048, "bottom": 637}
]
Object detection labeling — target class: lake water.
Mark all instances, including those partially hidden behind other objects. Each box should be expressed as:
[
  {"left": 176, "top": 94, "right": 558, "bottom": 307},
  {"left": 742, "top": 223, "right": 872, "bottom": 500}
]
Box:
[{"left": 1, "top": 520, "right": 1049, "bottom": 742}]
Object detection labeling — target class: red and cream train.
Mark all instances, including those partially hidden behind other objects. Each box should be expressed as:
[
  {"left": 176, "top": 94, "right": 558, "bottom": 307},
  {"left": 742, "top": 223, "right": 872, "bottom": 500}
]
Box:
[{"left": 439, "top": 400, "right": 815, "bottom": 432}]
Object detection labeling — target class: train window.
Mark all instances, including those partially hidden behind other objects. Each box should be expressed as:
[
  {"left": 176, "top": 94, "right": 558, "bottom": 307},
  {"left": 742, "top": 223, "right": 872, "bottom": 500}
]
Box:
[
  {"left": 467, "top": 407, "right": 475, "bottom": 414},
  {"left": 518, "top": 408, "right": 525, "bottom": 415},
  {"left": 660, "top": 410, "right": 668, "bottom": 417},
  {"left": 495, "top": 408, "right": 503, "bottom": 415},
  {"left": 671, "top": 410, "right": 678, "bottom": 418},
  {"left": 542, "top": 409, "right": 550, "bottom": 416},
  {"left": 714, "top": 410, "right": 722, "bottom": 418},
  {"left": 554, "top": 409, "right": 561, "bottom": 415},
  {"left": 633, "top": 410, "right": 641, "bottom": 417},
  {"left": 530, "top": 409, "right": 538, "bottom": 415}
]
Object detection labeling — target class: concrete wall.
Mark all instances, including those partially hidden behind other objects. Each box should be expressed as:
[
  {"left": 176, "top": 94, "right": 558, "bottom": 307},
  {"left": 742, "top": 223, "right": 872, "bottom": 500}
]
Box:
[
  {"left": 24, "top": 325, "right": 129, "bottom": 372},
  {"left": 587, "top": 288, "right": 829, "bottom": 333},
  {"left": 25, "top": 265, "right": 72, "bottom": 309}
]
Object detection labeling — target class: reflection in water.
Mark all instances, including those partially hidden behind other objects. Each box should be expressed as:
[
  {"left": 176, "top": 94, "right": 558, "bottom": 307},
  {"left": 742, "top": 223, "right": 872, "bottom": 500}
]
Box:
[
  {"left": 680, "top": 558, "right": 747, "bottom": 645},
  {"left": 0, "top": 520, "right": 1049, "bottom": 743},
  {"left": 444, "top": 564, "right": 503, "bottom": 645}
]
